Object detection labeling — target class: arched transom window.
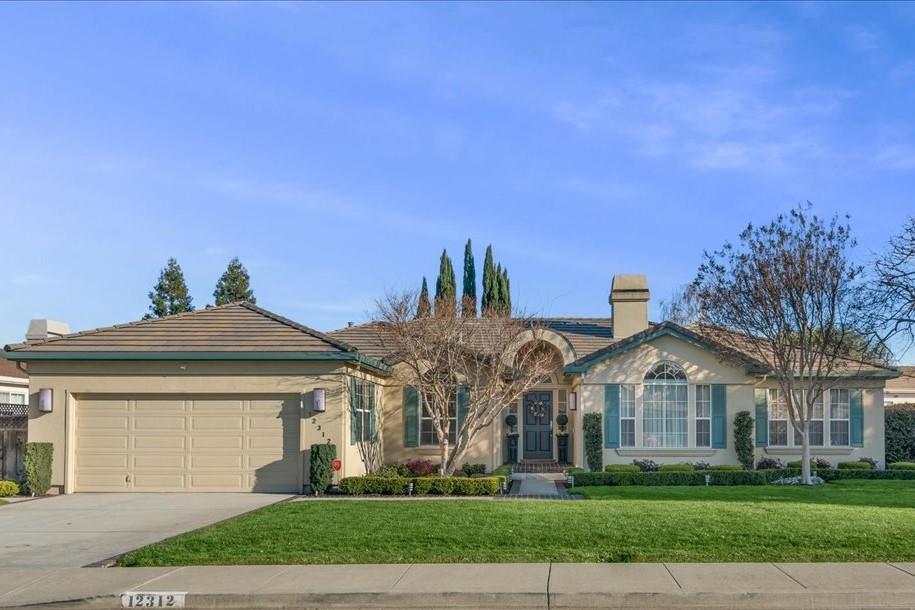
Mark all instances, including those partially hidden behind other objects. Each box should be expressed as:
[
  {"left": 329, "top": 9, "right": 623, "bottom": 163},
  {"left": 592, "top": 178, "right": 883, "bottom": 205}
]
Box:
[{"left": 642, "top": 362, "right": 688, "bottom": 448}]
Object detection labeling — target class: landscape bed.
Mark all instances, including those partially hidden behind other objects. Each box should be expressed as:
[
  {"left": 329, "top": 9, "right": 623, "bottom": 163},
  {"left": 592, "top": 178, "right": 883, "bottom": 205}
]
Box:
[{"left": 118, "top": 480, "right": 915, "bottom": 566}]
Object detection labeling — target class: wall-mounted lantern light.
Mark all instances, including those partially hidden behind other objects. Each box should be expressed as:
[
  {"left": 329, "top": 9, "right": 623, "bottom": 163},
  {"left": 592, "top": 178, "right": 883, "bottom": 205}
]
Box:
[
  {"left": 312, "top": 388, "right": 326, "bottom": 413},
  {"left": 38, "top": 388, "right": 53, "bottom": 413},
  {"left": 569, "top": 391, "right": 577, "bottom": 411}
]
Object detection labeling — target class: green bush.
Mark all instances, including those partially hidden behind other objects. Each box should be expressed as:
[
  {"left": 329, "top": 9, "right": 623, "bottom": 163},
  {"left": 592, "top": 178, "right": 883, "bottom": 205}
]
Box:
[
  {"left": 710, "top": 464, "right": 744, "bottom": 471},
  {"left": 733, "top": 410, "right": 755, "bottom": 470},
  {"left": 309, "top": 443, "right": 336, "bottom": 494},
  {"left": 817, "top": 469, "right": 915, "bottom": 481},
  {"left": 340, "top": 475, "right": 502, "bottom": 496},
  {"left": 572, "top": 468, "right": 915, "bottom": 487},
  {"left": 885, "top": 405, "right": 915, "bottom": 464},
  {"left": 658, "top": 463, "right": 694, "bottom": 472},
  {"left": 0, "top": 481, "right": 20, "bottom": 497},
  {"left": 889, "top": 462, "right": 915, "bottom": 470},
  {"left": 461, "top": 463, "right": 486, "bottom": 476},
  {"left": 583, "top": 412, "right": 603, "bottom": 472},
  {"left": 491, "top": 464, "right": 512, "bottom": 478},
  {"left": 377, "top": 464, "right": 411, "bottom": 478},
  {"left": 604, "top": 464, "right": 640, "bottom": 473},
  {"left": 838, "top": 460, "right": 872, "bottom": 470},
  {"left": 24, "top": 442, "right": 53, "bottom": 496}
]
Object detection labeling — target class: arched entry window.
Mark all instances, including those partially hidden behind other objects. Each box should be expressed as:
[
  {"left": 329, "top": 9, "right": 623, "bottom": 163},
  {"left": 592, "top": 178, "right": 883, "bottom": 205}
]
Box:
[{"left": 642, "top": 362, "right": 688, "bottom": 448}]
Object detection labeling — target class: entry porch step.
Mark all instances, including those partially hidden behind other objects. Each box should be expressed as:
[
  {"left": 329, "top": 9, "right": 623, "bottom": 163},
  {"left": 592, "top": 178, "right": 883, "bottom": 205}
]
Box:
[{"left": 512, "top": 461, "right": 568, "bottom": 473}]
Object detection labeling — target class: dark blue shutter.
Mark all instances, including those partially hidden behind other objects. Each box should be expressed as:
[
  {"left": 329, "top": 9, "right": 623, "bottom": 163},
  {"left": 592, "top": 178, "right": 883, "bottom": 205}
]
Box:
[
  {"left": 604, "top": 384, "right": 620, "bottom": 449},
  {"left": 712, "top": 384, "right": 727, "bottom": 449},
  {"left": 403, "top": 385, "right": 419, "bottom": 448},
  {"left": 755, "top": 388, "right": 768, "bottom": 447},
  {"left": 457, "top": 385, "right": 469, "bottom": 444},
  {"left": 850, "top": 389, "right": 864, "bottom": 447}
]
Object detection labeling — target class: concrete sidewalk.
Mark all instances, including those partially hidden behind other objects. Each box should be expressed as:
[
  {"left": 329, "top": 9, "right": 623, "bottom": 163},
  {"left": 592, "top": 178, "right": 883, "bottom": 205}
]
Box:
[{"left": 2, "top": 562, "right": 915, "bottom": 608}]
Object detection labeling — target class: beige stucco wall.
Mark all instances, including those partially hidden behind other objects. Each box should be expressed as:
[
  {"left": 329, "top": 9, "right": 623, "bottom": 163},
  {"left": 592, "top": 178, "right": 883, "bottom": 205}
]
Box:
[
  {"left": 25, "top": 359, "right": 356, "bottom": 493},
  {"left": 580, "top": 334, "right": 887, "bottom": 467}
]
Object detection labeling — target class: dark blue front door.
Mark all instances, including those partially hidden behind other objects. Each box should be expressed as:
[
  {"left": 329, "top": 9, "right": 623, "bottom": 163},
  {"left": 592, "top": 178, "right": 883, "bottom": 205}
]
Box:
[{"left": 523, "top": 391, "right": 553, "bottom": 460}]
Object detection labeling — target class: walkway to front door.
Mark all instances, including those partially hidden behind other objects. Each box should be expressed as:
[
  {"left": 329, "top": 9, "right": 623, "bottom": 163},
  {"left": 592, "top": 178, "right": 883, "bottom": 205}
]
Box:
[{"left": 523, "top": 391, "right": 553, "bottom": 460}]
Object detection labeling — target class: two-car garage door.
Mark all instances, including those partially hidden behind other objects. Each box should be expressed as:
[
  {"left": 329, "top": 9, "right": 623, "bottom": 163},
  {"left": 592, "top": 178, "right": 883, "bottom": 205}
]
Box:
[{"left": 75, "top": 395, "right": 301, "bottom": 492}]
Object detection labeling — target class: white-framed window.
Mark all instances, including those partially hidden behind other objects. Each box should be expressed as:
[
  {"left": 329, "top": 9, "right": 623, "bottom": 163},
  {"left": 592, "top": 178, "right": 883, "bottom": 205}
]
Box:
[
  {"left": 351, "top": 379, "right": 376, "bottom": 443},
  {"left": 642, "top": 362, "right": 688, "bottom": 448},
  {"left": 421, "top": 394, "right": 456, "bottom": 446},
  {"left": 620, "top": 384, "right": 636, "bottom": 447},
  {"left": 793, "top": 390, "right": 824, "bottom": 447},
  {"left": 0, "top": 392, "right": 26, "bottom": 405},
  {"left": 768, "top": 388, "right": 789, "bottom": 447},
  {"left": 695, "top": 384, "right": 711, "bottom": 448},
  {"left": 830, "top": 389, "right": 850, "bottom": 446}
]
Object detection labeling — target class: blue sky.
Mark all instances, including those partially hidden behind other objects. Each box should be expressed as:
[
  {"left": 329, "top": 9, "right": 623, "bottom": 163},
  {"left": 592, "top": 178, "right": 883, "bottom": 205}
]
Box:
[{"left": 1, "top": 2, "right": 913, "bottom": 362}]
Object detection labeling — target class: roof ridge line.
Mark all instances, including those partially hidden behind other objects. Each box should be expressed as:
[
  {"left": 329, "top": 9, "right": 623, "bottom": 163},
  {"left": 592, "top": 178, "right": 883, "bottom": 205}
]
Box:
[{"left": 238, "top": 302, "right": 357, "bottom": 352}]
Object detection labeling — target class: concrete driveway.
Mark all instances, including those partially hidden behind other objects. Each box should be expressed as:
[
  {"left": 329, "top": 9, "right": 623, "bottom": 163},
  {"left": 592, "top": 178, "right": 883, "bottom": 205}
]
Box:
[{"left": 0, "top": 493, "right": 291, "bottom": 568}]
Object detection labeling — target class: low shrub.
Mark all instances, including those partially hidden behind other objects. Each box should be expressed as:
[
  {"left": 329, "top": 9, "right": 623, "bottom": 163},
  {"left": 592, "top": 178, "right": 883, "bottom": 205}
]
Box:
[
  {"left": 24, "top": 442, "right": 53, "bottom": 496},
  {"left": 817, "top": 469, "right": 915, "bottom": 481},
  {"left": 632, "top": 458, "right": 658, "bottom": 472},
  {"left": 691, "top": 461, "right": 711, "bottom": 471},
  {"left": 405, "top": 459, "right": 437, "bottom": 477},
  {"left": 786, "top": 458, "right": 832, "bottom": 470},
  {"left": 604, "top": 464, "right": 640, "bottom": 473},
  {"left": 658, "top": 463, "right": 694, "bottom": 472},
  {"left": 377, "top": 464, "right": 411, "bottom": 478},
  {"left": 756, "top": 457, "right": 784, "bottom": 470},
  {"left": 889, "top": 462, "right": 915, "bottom": 470},
  {"left": 838, "top": 460, "right": 873, "bottom": 470},
  {"left": 565, "top": 466, "right": 586, "bottom": 474},
  {"left": 710, "top": 464, "right": 744, "bottom": 471},
  {"left": 461, "top": 463, "right": 486, "bottom": 476},
  {"left": 0, "top": 481, "right": 20, "bottom": 497},
  {"left": 572, "top": 468, "right": 915, "bottom": 487},
  {"left": 340, "top": 475, "right": 502, "bottom": 496},
  {"left": 492, "top": 464, "right": 512, "bottom": 478},
  {"left": 858, "top": 456, "right": 879, "bottom": 469}
]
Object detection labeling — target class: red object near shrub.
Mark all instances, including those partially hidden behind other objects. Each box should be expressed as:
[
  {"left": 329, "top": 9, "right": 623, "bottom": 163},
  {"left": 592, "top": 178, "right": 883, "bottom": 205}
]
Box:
[{"left": 405, "top": 459, "right": 437, "bottom": 476}]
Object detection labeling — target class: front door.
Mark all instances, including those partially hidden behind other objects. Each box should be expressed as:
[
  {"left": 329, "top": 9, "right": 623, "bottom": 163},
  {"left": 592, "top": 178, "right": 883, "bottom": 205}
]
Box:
[{"left": 523, "top": 391, "right": 553, "bottom": 460}]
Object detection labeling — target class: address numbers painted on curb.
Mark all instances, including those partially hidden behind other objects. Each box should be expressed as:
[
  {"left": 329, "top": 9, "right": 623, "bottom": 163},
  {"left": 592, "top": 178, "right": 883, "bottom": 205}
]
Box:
[{"left": 120, "top": 592, "right": 186, "bottom": 608}]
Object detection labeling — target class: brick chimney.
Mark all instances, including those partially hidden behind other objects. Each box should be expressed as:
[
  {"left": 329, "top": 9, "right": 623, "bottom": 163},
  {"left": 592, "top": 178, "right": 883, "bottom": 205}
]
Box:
[{"left": 609, "top": 275, "right": 649, "bottom": 339}]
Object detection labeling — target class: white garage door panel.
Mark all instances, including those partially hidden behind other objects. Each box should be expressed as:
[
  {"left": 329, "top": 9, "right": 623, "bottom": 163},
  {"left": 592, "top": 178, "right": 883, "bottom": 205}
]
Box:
[{"left": 76, "top": 395, "right": 301, "bottom": 492}]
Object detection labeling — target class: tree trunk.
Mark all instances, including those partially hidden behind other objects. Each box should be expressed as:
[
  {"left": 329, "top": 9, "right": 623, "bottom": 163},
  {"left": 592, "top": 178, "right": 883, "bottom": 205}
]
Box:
[
  {"left": 440, "top": 439, "right": 450, "bottom": 476},
  {"left": 800, "top": 421, "right": 812, "bottom": 485}
]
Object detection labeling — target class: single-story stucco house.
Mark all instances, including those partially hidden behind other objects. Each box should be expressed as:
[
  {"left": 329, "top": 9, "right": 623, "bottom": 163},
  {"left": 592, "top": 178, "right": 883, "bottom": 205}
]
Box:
[{"left": 2, "top": 275, "right": 899, "bottom": 494}]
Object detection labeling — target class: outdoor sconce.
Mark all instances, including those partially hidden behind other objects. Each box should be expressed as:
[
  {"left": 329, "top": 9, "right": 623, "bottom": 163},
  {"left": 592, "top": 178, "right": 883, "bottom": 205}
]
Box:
[
  {"left": 569, "top": 392, "right": 577, "bottom": 411},
  {"left": 312, "top": 388, "right": 326, "bottom": 413},
  {"left": 38, "top": 388, "right": 53, "bottom": 413}
]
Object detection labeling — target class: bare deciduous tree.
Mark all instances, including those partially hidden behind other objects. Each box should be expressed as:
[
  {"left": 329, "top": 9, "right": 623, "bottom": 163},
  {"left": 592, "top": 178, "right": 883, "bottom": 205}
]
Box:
[
  {"left": 874, "top": 216, "right": 915, "bottom": 350},
  {"left": 374, "top": 291, "right": 556, "bottom": 475},
  {"left": 692, "top": 205, "right": 876, "bottom": 484},
  {"left": 349, "top": 378, "right": 385, "bottom": 474}
]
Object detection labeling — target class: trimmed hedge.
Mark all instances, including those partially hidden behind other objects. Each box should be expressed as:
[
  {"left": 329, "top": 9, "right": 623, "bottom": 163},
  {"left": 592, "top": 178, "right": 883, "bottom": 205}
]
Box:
[
  {"left": 24, "top": 442, "right": 53, "bottom": 496},
  {"left": 309, "top": 443, "right": 336, "bottom": 494},
  {"left": 0, "top": 481, "right": 20, "bottom": 497},
  {"left": 570, "top": 468, "right": 915, "bottom": 487},
  {"left": 583, "top": 413, "right": 603, "bottom": 472},
  {"left": 658, "top": 463, "right": 694, "bottom": 472},
  {"left": 886, "top": 405, "right": 915, "bottom": 464},
  {"left": 339, "top": 476, "right": 504, "bottom": 496},
  {"left": 838, "top": 460, "right": 873, "bottom": 470},
  {"left": 889, "top": 462, "right": 915, "bottom": 470},
  {"left": 710, "top": 464, "right": 744, "bottom": 471},
  {"left": 604, "top": 464, "right": 640, "bottom": 473},
  {"left": 733, "top": 410, "right": 755, "bottom": 470}
]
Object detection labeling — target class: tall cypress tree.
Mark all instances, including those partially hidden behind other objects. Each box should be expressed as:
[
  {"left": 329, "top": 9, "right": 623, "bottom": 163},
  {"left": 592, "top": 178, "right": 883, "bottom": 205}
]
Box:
[
  {"left": 213, "top": 257, "right": 255, "bottom": 305},
  {"left": 502, "top": 266, "right": 512, "bottom": 315},
  {"left": 493, "top": 263, "right": 505, "bottom": 316},
  {"left": 461, "top": 239, "right": 477, "bottom": 318},
  {"left": 481, "top": 245, "right": 496, "bottom": 318},
  {"left": 146, "top": 258, "right": 194, "bottom": 319},
  {"left": 416, "top": 277, "right": 432, "bottom": 319},
  {"left": 434, "top": 249, "right": 456, "bottom": 317}
]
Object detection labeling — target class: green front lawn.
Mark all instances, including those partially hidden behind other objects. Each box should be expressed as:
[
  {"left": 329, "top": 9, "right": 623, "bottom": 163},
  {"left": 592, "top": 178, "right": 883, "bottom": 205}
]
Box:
[{"left": 118, "top": 481, "right": 915, "bottom": 566}]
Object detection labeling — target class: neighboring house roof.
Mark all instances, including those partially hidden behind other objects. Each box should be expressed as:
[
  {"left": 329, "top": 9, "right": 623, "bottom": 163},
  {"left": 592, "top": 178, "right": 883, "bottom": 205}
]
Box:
[
  {"left": 0, "top": 357, "right": 27, "bottom": 379},
  {"left": 3, "top": 302, "right": 389, "bottom": 372},
  {"left": 886, "top": 366, "right": 915, "bottom": 390}
]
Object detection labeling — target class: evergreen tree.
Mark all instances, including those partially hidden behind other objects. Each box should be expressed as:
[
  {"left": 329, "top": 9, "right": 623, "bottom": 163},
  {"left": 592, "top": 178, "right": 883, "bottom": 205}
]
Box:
[
  {"left": 493, "top": 263, "right": 505, "bottom": 316},
  {"left": 481, "top": 245, "right": 496, "bottom": 317},
  {"left": 502, "top": 266, "right": 512, "bottom": 315},
  {"left": 461, "top": 239, "right": 477, "bottom": 318},
  {"left": 416, "top": 277, "right": 432, "bottom": 319},
  {"left": 213, "top": 257, "right": 255, "bottom": 305},
  {"left": 434, "top": 250, "right": 457, "bottom": 317},
  {"left": 146, "top": 258, "right": 194, "bottom": 319}
]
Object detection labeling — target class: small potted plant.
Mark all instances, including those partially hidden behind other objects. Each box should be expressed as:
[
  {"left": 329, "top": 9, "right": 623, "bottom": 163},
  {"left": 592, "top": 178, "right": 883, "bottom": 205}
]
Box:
[
  {"left": 556, "top": 412, "right": 569, "bottom": 434},
  {"left": 504, "top": 413, "right": 518, "bottom": 435}
]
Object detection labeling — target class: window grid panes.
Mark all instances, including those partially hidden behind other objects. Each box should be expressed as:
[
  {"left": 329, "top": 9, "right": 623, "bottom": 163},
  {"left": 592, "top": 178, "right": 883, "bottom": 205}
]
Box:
[
  {"left": 695, "top": 384, "right": 711, "bottom": 448},
  {"left": 0, "top": 392, "right": 26, "bottom": 405},
  {"left": 793, "top": 391, "right": 824, "bottom": 447},
  {"left": 642, "top": 363, "right": 688, "bottom": 448},
  {"left": 830, "top": 389, "right": 850, "bottom": 446},
  {"left": 352, "top": 380, "right": 375, "bottom": 443},
  {"left": 768, "top": 389, "right": 789, "bottom": 447},
  {"left": 421, "top": 394, "right": 457, "bottom": 446},
  {"left": 620, "top": 384, "right": 636, "bottom": 447}
]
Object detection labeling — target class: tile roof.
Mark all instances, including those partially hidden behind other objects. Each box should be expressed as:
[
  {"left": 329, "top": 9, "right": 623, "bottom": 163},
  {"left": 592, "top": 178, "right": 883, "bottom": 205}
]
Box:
[
  {"left": 0, "top": 357, "right": 27, "bottom": 379},
  {"left": 4, "top": 302, "right": 356, "bottom": 354},
  {"left": 887, "top": 366, "right": 915, "bottom": 389}
]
